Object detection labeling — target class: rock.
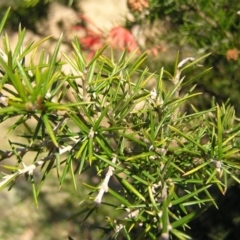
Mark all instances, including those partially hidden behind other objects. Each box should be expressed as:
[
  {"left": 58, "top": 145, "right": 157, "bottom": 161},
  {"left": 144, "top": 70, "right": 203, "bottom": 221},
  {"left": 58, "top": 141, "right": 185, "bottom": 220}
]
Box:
[{"left": 77, "top": 0, "right": 133, "bottom": 34}]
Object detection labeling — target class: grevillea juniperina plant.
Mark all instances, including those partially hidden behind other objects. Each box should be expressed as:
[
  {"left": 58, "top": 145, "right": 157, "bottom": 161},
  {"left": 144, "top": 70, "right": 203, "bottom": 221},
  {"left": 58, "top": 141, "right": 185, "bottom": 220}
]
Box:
[{"left": 1, "top": 9, "right": 240, "bottom": 240}]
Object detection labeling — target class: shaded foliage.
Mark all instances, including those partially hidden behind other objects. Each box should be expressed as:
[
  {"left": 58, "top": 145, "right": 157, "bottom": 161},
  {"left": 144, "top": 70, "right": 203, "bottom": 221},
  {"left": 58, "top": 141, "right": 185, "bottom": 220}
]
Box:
[{"left": 1, "top": 2, "right": 240, "bottom": 239}]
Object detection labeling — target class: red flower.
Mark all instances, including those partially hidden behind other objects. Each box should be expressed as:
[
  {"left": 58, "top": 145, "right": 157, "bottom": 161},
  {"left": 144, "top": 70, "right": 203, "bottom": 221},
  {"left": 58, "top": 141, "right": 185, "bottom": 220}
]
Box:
[
  {"left": 80, "top": 34, "right": 103, "bottom": 50},
  {"left": 107, "top": 26, "right": 138, "bottom": 52}
]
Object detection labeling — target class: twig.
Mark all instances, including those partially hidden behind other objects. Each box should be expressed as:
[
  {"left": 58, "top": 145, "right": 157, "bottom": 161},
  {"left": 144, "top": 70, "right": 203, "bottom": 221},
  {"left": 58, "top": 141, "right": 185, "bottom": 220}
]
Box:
[
  {"left": 94, "top": 154, "right": 117, "bottom": 205},
  {"left": 0, "top": 154, "right": 55, "bottom": 189},
  {"left": 172, "top": 57, "right": 196, "bottom": 122}
]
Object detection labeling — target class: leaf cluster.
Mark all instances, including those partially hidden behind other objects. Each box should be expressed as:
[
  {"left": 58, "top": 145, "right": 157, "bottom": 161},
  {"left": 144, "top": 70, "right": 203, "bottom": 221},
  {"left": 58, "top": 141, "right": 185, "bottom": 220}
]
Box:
[
  {"left": 1, "top": 9, "right": 240, "bottom": 240},
  {"left": 147, "top": 0, "right": 240, "bottom": 112}
]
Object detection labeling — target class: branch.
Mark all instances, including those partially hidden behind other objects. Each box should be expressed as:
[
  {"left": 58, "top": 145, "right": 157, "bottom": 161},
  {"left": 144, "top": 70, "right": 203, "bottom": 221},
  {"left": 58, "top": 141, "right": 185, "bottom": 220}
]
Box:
[
  {"left": 0, "top": 154, "right": 55, "bottom": 189},
  {"left": 94, "top": 154, "right": 117, "bottom": 205}
]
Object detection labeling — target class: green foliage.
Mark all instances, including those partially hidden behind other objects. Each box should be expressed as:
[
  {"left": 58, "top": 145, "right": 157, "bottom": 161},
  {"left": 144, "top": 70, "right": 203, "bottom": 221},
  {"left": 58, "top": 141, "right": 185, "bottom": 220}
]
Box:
[
  {"left": 1, "top": 8, "right": 240, "bottom": 240},
  {"left": 147, "top": 0, "right": 240, "bottom": 111}
]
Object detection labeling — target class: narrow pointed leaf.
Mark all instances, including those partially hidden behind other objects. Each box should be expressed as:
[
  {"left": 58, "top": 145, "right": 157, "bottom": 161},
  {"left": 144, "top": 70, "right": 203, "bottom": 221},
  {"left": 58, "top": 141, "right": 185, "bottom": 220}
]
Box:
[
  {"left": 118, "top": 177, "right": 145, "bottom": 202},
  {"left": 42, "top": 114, "right": 58, "bottom": 147}
]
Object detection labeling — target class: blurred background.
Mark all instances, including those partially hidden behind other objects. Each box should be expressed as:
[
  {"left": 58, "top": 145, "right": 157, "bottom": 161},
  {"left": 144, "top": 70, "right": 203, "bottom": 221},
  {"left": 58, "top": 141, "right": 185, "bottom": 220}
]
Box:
[{"left": 0, "top": 0, "right": 240, "bottom": 239}]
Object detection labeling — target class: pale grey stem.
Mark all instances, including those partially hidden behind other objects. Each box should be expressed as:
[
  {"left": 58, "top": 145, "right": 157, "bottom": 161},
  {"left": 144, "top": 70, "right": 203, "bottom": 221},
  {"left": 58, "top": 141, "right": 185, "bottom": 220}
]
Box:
[{"left": 94, "top": 154, "right": 117, "bottom": 205}]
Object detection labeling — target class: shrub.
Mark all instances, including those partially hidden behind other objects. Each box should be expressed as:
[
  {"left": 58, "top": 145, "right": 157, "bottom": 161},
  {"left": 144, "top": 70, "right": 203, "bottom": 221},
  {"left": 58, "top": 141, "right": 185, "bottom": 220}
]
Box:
[{"left": 1, "top": 9, "right": 240, "bottom": 240}]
